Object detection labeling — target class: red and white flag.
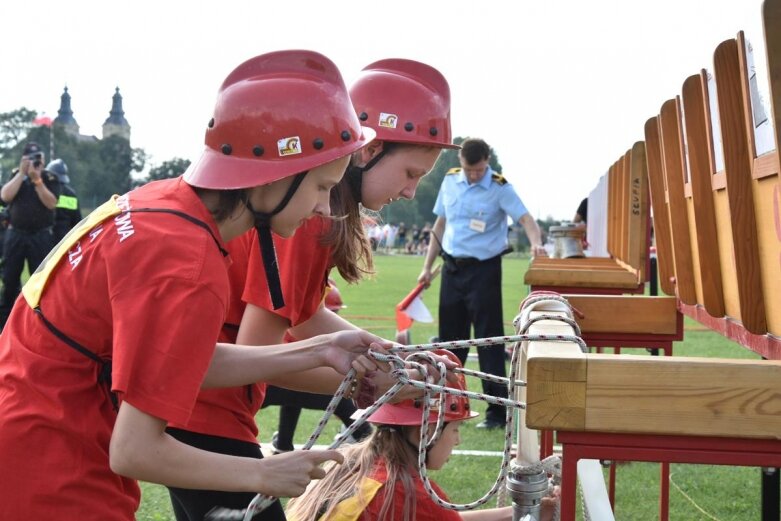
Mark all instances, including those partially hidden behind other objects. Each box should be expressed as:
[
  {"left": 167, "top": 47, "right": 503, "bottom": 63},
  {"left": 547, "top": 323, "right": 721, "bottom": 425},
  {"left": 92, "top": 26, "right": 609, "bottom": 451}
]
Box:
[
  {"left": 395, "top": 264, "right": 441, "bottom": 332},
  {"left": 33, "top": 114, "right": 53, "bottom": 127}
]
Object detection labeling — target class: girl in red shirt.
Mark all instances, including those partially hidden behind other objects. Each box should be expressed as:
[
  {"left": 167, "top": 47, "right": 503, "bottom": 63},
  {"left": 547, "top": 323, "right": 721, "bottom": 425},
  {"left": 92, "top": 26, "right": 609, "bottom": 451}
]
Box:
[
  {"left": 0, "top": 50, "right": 390, "bottom": 521},
  {"left": 166, "top": 59, "right": 461, "bottom": 520},
  {"left": 244, "top": 58, "right": 461, "bottom": 446}
]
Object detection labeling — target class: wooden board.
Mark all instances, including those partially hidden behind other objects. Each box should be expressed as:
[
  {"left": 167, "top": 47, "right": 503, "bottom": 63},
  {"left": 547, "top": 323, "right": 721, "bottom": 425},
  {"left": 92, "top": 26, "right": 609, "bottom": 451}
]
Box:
[
  {"left": 563, "top": 295, "right": 680, "bottom": 335},
  {"left": 659, "top": 97, "right": 697, "bottom": 304},
  {"left": 681, "top": 72, "right": 726, "bottom": 317},
  {"left": 714, "top": 37, "right": 767, "bottom": 334},
  {"left": 523, "top": 267, "right": 640, "bottom": 288},
  {"left": 526, "top": 343, "right": 781, "bottom": 439},
  {"left": 644, "top": 117, "right": 677, "bottom": 296}
]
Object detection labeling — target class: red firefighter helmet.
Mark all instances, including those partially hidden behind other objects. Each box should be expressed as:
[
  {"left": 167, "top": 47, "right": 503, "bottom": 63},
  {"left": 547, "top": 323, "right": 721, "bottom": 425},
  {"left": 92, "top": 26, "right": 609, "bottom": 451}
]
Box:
[
  {"left": 185, "top": 50, "right": 376, "bottom": 190},
  {"left": 324, "top": 279, "right": 346, "bottom": 313},
  {"left": 364, "top": 349, "right": 479, "bottom": 426},
  {"left": 349, "top": 59, "right": 459, "bottom": 150}
]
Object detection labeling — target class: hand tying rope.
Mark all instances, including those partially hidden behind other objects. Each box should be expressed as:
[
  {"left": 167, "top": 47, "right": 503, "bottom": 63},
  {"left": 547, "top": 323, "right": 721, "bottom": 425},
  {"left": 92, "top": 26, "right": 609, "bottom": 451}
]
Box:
[{"left": 207, "top": 293, "right": 584, "bottom": 521}]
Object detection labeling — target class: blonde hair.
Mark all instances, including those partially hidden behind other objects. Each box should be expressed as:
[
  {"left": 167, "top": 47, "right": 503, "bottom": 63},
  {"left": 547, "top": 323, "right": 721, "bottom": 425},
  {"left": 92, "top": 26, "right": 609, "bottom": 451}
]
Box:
[{"left": 286, "top": 427, "right": 421, "bottom": 521}]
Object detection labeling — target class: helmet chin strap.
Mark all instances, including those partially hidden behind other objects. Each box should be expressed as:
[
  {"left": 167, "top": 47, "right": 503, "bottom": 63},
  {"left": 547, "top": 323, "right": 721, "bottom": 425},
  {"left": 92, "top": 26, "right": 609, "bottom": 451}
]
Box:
[
  {"left": 344, "top": 149, "right": 388, "bottom": 204},
  {"left": 246, "top": 171, "right": 308, "bottom": 310}
]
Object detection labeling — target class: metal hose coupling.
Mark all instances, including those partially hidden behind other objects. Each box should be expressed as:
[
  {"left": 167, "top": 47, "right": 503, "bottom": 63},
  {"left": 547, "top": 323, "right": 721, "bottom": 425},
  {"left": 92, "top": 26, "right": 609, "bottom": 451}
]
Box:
[{"left": 507, "top": 463, "right": 549, "bottom": 521}]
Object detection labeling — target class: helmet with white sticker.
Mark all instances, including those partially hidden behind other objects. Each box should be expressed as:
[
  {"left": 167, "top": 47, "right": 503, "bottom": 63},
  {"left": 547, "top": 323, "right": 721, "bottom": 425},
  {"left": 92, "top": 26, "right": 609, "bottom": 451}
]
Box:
[
  {"left": 349, "top": 59, "right": 458, "bottom": 149},
  {"left": 185, "top": 50, "right": 376, "bottom": 190}
]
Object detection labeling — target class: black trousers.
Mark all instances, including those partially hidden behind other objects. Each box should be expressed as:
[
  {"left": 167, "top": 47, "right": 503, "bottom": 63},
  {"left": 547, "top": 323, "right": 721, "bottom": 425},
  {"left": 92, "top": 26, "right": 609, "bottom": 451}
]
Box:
[
  {"left": 0, "top": 226, "right": 54, "bottom": 329},
  {"left": 438, "top": 254, "right": 508, "bottom": 422},
  {"left": 261, "top": 386, "right": 372, "bottom": 450},
  {"left": 165, "top": 428, "right": 286, "bottom": 521}
]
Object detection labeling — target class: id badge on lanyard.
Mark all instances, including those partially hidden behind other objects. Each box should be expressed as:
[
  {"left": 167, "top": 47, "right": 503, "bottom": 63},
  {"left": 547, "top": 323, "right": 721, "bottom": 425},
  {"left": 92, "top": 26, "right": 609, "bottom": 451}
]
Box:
[{"left": 469, "top": 219, "right": 486, "bottom": 233}]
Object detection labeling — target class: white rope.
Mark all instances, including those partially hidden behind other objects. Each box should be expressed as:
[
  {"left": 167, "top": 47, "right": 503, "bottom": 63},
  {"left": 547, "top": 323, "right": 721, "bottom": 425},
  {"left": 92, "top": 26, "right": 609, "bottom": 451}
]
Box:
[{"left": 207, "top": 294, "right": 584, "bottom": 521}]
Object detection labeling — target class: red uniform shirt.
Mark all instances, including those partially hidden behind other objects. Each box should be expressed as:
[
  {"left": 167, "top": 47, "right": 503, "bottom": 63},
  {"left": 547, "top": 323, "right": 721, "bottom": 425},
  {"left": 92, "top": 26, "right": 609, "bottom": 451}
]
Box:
[
  {"left": 172, "top": 216, "right": 332, "bottom": 443},
  {"left": 362, "top": 461, "right": 461, "bottom": 521},
  {"left": 319, "top": 460, "right": 461, "bottom": 521},
  {"left": 168, "top": 230, "right": 267, "bottom": 442},
  {"left": 243, "top": 216, "right": 332, "bottom": 325},
  {"left": 0, "top": 178, "right": 230, "bottom": 520}
]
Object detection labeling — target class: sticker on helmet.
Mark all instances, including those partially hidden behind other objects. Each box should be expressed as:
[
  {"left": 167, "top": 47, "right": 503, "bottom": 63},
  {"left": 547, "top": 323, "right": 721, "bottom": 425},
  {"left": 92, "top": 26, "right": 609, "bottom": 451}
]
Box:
[
  {"left": 379, "top": 113, "right": 398, "bottom": 129},
  {"left": 278, "top": 137, "right": 302, "bottom": 156}
]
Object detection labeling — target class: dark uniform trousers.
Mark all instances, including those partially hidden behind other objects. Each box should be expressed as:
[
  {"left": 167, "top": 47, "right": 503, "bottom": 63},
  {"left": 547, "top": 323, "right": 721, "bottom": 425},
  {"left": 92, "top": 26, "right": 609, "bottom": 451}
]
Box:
[
  {"left": 0, "top": 226, "right": 54, "bottom": 328},
  {"left": 438, "top": 253, "right": 507, "bottom": 423},
  {"left": 165, "top": 428, "right": 286, "bottom": 521}
]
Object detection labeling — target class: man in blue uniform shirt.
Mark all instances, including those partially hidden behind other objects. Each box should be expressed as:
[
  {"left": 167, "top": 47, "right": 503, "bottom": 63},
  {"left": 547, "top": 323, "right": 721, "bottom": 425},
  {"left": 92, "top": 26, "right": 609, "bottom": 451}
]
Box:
[{"left": 419, "top": 138, "right": 545, "bottom": 429}]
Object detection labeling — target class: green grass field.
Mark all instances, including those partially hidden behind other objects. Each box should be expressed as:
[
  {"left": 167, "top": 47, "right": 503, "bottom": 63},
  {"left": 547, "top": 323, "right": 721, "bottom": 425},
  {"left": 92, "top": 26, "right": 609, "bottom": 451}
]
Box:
[{"left": 137, "top": 254, "right": 769, "bottom": 520}]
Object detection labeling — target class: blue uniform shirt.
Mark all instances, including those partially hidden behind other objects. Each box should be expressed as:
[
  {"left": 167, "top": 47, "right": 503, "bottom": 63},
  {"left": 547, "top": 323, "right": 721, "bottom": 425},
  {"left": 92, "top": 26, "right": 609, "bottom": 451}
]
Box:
[{"left": 433, "top": 167, "right": 528, "bottom": 260}]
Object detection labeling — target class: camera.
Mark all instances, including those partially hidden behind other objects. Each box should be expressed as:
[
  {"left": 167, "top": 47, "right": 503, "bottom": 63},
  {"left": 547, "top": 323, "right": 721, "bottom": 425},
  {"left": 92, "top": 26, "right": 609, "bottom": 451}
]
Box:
[{"left": 27, "top": 152, "right": 43, "bottom": 169}]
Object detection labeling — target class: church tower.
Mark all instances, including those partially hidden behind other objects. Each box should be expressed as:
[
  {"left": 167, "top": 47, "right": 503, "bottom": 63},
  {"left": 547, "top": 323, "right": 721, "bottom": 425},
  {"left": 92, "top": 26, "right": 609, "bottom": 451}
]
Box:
[
  {"left": 102, "top": 87, "right": 131, "bottom": 141},
  {"left": 53, "top": 86, "right": 80, "bottom": 137}
]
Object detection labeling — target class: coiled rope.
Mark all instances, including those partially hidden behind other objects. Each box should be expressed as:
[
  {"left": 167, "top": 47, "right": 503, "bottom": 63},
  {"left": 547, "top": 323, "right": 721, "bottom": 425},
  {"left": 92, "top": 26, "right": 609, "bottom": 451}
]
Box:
[{"left": 207, "top": 293, "right": 586, "bottom": 521}]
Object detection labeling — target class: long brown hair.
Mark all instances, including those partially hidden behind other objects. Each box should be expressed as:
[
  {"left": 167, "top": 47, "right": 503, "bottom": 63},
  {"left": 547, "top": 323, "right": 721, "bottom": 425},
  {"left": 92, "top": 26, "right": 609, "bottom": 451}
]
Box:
[
  {"left": 286, "top": 427, "right": 420, "bottom": 520},
  {"left": 323, "top": 172, "right": 374, "bottom": 283},
  {"left": 325, "top": 142, "right": 440, "bottom": 283}
]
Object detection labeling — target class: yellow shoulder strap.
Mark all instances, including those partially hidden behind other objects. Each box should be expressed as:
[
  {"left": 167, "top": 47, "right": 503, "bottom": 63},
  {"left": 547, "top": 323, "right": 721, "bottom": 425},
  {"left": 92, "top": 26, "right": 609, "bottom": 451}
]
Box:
[
  {"left": 446, "top": 167, "right": 461, "bottom": 175},
  {"left": 317, "top": 477, "right": 384, "bottom": 521},
  {"left": 491, "top": 172, "right": 508, "bottom": 185},
  {"left": 23, "top": 195, "right": 122, "bottom": 309}
]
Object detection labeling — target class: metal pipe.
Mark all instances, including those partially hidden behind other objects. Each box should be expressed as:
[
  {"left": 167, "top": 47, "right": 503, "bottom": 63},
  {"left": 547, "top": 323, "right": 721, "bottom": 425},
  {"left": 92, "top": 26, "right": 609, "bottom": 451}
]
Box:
[{"left": 507, "top": 466, "right": 549, "bottom": 521}]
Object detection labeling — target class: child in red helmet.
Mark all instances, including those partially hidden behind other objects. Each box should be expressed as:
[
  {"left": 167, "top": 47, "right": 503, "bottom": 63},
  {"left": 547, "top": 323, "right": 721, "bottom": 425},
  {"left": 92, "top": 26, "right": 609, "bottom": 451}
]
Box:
[
  {"left": 0, "top": 50, "right": 392, "bottom": 520},
  {"left": 286, "top": 350, "right": 559, "bottom": 521}
]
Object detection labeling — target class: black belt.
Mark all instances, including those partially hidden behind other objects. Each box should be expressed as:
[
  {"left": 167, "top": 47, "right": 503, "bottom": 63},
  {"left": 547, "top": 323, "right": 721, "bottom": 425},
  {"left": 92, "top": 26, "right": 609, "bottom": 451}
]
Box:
[
  {"left": 443, "top": 247, "right": 513, "bottom": 270},
  {"left": 441, "top": 250, "right": 496, "bottom": 269},
  {"left": 451, "top": 255, "right": 482, "bottom": 268}
]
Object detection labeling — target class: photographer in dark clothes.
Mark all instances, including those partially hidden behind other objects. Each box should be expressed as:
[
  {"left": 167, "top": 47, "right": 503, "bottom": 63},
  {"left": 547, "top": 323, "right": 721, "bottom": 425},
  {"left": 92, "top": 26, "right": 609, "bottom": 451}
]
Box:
[{"left": 0, "top": 142, "right": 60, "bottom": 329}]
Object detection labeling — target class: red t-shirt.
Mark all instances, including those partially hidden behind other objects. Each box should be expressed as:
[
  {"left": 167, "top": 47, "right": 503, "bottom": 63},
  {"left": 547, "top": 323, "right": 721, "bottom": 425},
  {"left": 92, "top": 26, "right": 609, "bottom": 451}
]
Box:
[
  {"left": 0, "top": 178, "right": 231, "bottom": 520},
  {"left": 168, "top": 229, "right": 268, "bottom": 442},
  {"left": 172, "top": 216, "right": 333, "bottom": 443},
  {"left": 243, "top": 215, "right": 333, "bottom": 325},
  {"left": 352, "top": 461, "right": 462, "bottom": 521}
]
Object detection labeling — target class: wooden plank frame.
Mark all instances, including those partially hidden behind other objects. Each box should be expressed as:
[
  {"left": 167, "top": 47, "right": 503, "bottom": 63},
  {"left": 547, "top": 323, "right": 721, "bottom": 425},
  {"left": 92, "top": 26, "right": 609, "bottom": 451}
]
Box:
[
  {"left": 658, "top": 98, "right": 697, "bottom": 304},
  {"left": 524, "top": 144, "right": 649, "bottom": 292},
  {"left": 713, "top": 37, "right": 767, "bottom": 334},
  {"left": 644, "top": 117, "right": 677, "bottom": 296},
  {"left": 680, "top": 72, "right": 726, "bottom": 317}
]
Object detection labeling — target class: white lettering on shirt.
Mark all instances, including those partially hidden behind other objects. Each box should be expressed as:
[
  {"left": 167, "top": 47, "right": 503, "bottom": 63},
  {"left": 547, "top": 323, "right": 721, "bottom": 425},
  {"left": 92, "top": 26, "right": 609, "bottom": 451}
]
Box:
[
  {"left": 89, "top": 225, "right": 104, "bottom": 243},
  {"left": 68, "top": 242, "right": 83, "bottom": 271},
  {"left": 114, "top": 194, "right": 135, "bottom": 243}
]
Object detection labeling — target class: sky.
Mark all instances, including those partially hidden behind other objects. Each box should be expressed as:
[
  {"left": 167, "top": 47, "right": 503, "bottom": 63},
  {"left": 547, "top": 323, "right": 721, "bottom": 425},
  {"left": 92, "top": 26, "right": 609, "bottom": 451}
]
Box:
[{"left": 0, "top": 0, "right": 770, "bottom": 220}]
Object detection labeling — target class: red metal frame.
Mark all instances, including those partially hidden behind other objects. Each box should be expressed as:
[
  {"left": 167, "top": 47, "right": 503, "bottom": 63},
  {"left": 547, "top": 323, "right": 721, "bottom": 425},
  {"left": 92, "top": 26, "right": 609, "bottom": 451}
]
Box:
[
  {"left": 557, "top": 432, "right": 781, "bottom": 520},
  {"left": 678, "top": 302, "right": 781, "bottom": 360}
]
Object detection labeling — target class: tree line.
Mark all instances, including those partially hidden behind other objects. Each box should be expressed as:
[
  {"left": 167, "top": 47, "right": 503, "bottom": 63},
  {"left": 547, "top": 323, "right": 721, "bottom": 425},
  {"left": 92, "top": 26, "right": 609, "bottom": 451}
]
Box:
[
  {"left": 0, "top": 107, "right": 187, "bottom": 210},
  {"left": 0, "top": 109, "right": 558, "bottom": 250}
]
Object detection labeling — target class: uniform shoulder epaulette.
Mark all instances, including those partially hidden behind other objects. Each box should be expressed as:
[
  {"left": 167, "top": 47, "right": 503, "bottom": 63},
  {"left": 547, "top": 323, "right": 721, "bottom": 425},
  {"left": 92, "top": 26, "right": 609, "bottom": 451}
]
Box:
[
  {"left": 491, "top": 172, "right": 508, "bottom": 185},
  {"left": 446, "top": 167, "right": 462, "bottom": 175}
]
